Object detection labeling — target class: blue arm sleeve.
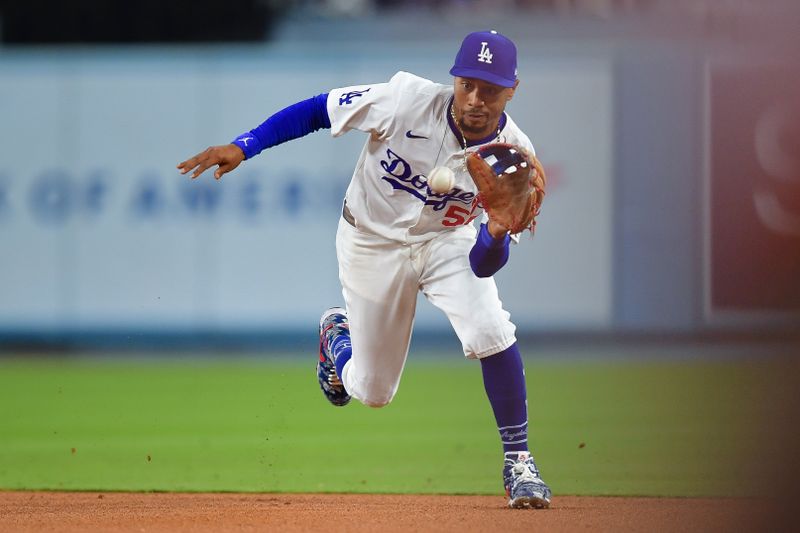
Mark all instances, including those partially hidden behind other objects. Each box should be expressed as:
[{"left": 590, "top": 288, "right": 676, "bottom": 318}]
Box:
[
  {"left": 231, "top": 93, "right": 331, "bottom": 159},
  {"left": 469, "top": 223, "right": 511, "bottom": 278}
]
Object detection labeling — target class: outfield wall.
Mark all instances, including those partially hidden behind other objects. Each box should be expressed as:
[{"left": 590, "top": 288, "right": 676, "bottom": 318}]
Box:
[
  {"left": 0, "top": 42, "right": 613, "bottom": 335},
  {"left": 0, "top": 17, "right": 798, "bottom": 340}
]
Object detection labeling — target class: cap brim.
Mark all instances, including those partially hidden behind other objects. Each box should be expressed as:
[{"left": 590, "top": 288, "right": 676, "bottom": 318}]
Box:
[{"left": 449, "top": 66, "right": 516, "bottom": 88}]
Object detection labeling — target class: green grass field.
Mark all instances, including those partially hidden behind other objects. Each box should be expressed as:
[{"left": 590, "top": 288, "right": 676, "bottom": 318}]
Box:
[{"left": 0, "top": 352, "right": 777, "bottom": 497}]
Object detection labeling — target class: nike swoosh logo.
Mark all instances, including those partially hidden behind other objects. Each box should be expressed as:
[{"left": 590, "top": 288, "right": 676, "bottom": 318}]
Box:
[{"left": 405, "top": 130, "right": 428, "bottom": 139}]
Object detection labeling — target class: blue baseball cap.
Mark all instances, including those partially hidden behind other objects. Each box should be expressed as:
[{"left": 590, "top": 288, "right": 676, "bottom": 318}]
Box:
[{"left": 449, "top": 30, "right": 518, "bottom": 88}]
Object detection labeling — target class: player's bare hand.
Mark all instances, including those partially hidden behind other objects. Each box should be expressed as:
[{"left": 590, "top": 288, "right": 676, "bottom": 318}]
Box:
[{"left": 177, "top": 144, "right": 245, "bottom": 180}]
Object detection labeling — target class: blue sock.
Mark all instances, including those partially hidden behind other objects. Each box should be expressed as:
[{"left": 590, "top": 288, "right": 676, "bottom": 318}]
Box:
[
  {"left": 331, "top": 334, "right": 352, "bottom": 386},
  {"left": 480, "top": 343, "right": 529, "bottom": 453}
]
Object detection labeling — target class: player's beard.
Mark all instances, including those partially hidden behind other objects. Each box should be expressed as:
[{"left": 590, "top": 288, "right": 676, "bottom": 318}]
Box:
[{"left": 459, "top": 116, "right": 494, "bottom": 137}]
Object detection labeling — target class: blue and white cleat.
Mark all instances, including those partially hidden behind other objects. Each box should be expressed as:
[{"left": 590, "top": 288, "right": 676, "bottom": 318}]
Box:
[
  {"left": 503, "top": 451, "right": 552, "bottom": 509},
  {"left": 316, "top": 307, "right": 351, "bottom": 407}
]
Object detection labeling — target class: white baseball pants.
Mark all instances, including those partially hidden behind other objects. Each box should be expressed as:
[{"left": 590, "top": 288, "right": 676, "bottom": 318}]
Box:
[{"left": 335, "top": 217, "right": 516, "bottom": 407}]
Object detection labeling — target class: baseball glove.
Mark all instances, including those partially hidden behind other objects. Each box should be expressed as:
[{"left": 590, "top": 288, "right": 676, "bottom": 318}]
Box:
[{"left": 466, "top": 143, "right": 546, "bottom": 235}]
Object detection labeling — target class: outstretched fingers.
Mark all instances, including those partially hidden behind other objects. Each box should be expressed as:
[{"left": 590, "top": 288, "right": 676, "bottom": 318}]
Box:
[
  {"left": 214, "top": 160, "right": 235, "bottom": 180},
  {"left": 178, "top": 144, "right": 245, "bottom": 180},
  {"left": 177, "top": 147, "right": 218, "bottom": 179}
]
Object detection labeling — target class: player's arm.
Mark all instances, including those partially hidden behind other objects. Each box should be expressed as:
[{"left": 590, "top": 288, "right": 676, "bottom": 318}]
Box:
[
  {"left": 469, "top": 222, "right": 511, "bottom": 278},
  {"left": 177, "top": 93, "right": 331, "bottom": 179}
]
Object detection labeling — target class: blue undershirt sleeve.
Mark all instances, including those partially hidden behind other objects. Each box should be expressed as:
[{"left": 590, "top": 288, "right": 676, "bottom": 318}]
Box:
[
  {"left": 231, "top": 93, "right": 331, "bottom": 159},
  {"left": 469, "top": 223, "right": 511, "bottom": 278}
]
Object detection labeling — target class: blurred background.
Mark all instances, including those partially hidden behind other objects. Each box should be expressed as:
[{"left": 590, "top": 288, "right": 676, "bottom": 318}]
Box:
[
  {"left": 1, "top": 0, "right": 799, "bottom": 349},
  {"left": 1, "top": 1, "right": 799, "bottom": 517},
  {"left": 1, "top": 0, "right": 798, "bottom": 350}
]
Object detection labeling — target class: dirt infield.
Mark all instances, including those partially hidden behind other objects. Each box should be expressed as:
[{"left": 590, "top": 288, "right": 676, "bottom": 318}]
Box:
[{"left": 0, "top": 491, "right": 785, "bottom": 532}]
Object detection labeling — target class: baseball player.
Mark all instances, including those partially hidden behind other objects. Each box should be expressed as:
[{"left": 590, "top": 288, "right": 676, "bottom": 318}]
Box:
[{"left": 178, "top": 30, "right": 551, "bottom": 509}]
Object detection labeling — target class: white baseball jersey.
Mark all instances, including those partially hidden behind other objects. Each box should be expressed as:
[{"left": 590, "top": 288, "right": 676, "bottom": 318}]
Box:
[
  {"left": 326, "top": 71, "right": 535, "bottom": 243},
  {"left": 323, "top": 71, "right": 533, "bottom": 405}
]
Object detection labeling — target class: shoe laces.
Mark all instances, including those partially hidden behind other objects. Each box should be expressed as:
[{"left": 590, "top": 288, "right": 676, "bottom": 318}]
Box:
[
  {"left": 511, "top": 461, "right": 540, "bottom": 483},
  {"left": 322, "top": 320, "right": 348, "bottom": 352}
]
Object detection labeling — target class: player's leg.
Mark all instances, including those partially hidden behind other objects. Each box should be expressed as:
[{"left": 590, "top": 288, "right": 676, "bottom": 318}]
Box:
[
  {"left": 419, "top": 226, "right": 551, "bottom": 508},
  {"left": 482, "top": 343, "right": 551, "bottom": 509},
  {"left": 417, "top": 226, "right": 516, "bottom": 358},
  {"left": 323, "top": 218, "right": 418, "bottom": 408}
]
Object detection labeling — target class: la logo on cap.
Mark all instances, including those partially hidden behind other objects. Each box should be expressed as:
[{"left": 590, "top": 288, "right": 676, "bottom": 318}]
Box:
[
  {"left": 478, "top": 42, "right": 493, "bottom": 64},
  {"left": 450, "top": 30, "right": 517, "bottom": 88}
]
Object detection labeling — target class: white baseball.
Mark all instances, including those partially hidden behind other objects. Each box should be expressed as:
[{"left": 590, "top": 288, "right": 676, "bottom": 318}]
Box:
[{"left": 428, "top": 166, "right": 455, "bottom": 194}]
